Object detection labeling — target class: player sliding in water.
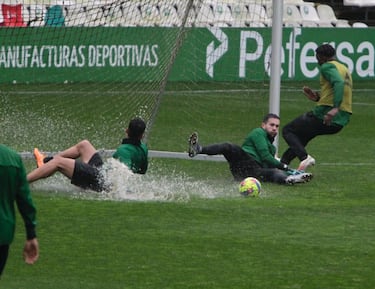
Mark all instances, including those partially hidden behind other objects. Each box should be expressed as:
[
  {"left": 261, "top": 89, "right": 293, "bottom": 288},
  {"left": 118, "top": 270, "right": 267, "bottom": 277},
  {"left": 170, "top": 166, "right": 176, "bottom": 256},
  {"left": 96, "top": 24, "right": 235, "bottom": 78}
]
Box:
[{"left": 27, "top": 118, "right": 148, "bottom": 192}]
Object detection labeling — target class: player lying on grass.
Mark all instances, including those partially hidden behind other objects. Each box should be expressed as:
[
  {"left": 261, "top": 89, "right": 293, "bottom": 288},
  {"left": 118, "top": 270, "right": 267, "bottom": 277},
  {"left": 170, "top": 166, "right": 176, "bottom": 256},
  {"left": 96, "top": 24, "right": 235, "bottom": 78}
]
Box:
[
  {"left": 280, "top": 43, "right": 353, "bottom": 171},
  {"left": 27, "top": 118, "right": 148, "bottom": 192},
  {"left": 188, "top": 113, "right": 312, "bottom": 185}
]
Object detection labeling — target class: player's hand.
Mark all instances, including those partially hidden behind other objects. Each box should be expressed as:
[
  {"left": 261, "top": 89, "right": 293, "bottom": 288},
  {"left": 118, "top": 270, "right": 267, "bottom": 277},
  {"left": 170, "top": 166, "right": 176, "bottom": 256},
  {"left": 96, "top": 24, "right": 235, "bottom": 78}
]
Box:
[
  {"left": 323, "top": 113, "right": 334, "bottom": 126},
  {"left": 23, "top": 238, "right": 39, "bottom": 264},
  {"left": 323, "top": 108, "right": 339, "bottom": 126},
  {"left": 303, "top": 86, "right": 320, "bottom": 102}
]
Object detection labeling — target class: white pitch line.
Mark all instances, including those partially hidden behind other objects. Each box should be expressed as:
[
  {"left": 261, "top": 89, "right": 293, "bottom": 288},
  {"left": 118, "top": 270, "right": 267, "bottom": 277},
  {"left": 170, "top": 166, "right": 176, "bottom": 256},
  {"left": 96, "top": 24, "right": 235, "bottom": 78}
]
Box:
[
  {"left": 319, "top": 162, "right": 375, "bottom": 166},
  {"left": 7, "top": 89, "right": 375, "bottom": 106}
]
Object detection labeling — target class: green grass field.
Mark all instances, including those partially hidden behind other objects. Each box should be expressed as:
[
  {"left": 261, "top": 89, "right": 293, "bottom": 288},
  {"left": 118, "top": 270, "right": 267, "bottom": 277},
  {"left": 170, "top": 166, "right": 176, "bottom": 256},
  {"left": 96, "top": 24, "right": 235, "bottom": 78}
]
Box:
[{"left": 1, "top": 81, "right": 375, "bottom": 288}]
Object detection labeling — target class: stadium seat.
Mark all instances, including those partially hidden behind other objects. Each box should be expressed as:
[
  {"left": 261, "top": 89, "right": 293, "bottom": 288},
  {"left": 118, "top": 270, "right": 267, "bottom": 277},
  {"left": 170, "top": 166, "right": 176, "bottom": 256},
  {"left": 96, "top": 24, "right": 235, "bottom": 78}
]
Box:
[
  {"left": 65, "top": 4, "right": 87, "bottom": 26},
  {"left": 283, "top": 4, "right": 302, "bottom": 27},
  {"left": 194, "top": 2, "right": 215, "bottom": 27},
  {"left": 158, "top": 3, "right": 180, "bottom": 27},
  {"left": 267, "top": 3, "right": 304, "bottom": 27},
  {"left": 352, "top": 22, "right": 368, "bottom": 27},
  {"left": 85, "top": 5, "right": 106, "bottom": 27},
  {"left": 1, "top": 4, "right": 27, "bottom": 26},
  {"left": 172, "top": 0, "right": 189, "bottom": 18},
  {"left": 21, "top": 4, "right": 32, "bottom": 26},
  {"left": 44, "top": 5, "right": 65, "bottom": 27},
  {"left": 105, "top": 5, "right": 124, "bottom": 27},
  {"left": 26, "top": 4, "right": 45, "bottom": 27},
  {"left": 229, "top": 2, "right": 248, "bottom": 27},
  {"left": 316, "top": 4, "right": 336, "bottom": 23},
  {"left": 299, "top": 4, "right": 319, "bottom": 22},
  {"left": 316, "top": 4, "right": 349, "bottom": 26},
  {"left": 121, "top": 3, "right": 143, "bottom": 27},
  {"left": 335, "top": 20, "right": 351, "bottom": 27},
  {"left": 172, "top": 0, "right": 196, "bottom": 27},
  {"left": 247, "top": 3, "right": 271, "bottom": 27},
  {"left": 211, "top": 2, "right": 233, "bottom": 27},
  {"left": 139, "top": 3, "right": 160, "bottom": 26}
]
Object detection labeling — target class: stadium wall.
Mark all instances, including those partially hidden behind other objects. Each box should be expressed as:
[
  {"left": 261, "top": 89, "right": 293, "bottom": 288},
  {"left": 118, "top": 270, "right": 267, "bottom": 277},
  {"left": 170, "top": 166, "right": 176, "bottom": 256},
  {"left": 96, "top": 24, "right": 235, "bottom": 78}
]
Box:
[{"left": 0, "top": 26, "right": 373, "bottom": 83}]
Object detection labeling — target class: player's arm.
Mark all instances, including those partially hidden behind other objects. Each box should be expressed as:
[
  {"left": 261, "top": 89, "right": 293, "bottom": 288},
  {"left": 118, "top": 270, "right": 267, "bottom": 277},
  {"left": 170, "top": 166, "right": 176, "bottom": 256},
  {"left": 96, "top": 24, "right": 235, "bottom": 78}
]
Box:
[
  {"left": 16, "top": 163, "right": 37, "bottom": 241},
  {"left": 16, "top": 160, "right": 39, "bottom": 264},
  {"left": 252, "top": 134, "right": 288, "bottom": 170}
]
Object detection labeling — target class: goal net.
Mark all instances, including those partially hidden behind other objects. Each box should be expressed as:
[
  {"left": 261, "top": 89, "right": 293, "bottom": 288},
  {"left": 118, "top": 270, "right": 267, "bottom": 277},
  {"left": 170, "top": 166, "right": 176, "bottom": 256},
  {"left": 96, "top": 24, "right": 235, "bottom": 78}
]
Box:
[{"left": 0, "top": 0, "right": 272, "bottom": 156}]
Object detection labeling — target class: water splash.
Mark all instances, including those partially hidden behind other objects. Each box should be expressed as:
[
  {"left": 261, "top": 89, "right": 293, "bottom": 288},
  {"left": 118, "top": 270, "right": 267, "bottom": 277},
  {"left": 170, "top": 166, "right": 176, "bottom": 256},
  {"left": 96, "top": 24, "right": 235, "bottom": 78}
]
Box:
[
  {"left": 0, "top": 92, "right": 76, "bottom": 151},
  {"left": 0, "top": 92, "right": 127, "bottom": 151},
  {"left": 29, "top": 158, "right": 239, "bottom": 202}
]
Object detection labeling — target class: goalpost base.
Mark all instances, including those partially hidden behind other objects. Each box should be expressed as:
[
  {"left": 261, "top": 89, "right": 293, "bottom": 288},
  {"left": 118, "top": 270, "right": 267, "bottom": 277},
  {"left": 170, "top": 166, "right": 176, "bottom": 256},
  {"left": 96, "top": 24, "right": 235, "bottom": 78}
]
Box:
[{"left": 19, "top": 150, "right": 226, "bottom": 162}]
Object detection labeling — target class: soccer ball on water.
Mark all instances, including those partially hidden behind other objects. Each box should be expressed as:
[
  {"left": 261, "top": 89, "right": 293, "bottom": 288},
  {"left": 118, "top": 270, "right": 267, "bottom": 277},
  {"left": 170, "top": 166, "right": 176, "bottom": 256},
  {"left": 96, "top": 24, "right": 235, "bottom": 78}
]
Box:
[{"left": 239, "top": 177, "right": 261, "bottom": 197}]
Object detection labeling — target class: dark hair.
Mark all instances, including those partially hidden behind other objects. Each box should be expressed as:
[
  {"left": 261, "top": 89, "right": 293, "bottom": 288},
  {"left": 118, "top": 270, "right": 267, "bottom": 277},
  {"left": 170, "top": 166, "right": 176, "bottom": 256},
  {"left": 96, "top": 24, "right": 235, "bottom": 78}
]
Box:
[
  {"left": 128, "top": 118, "right": 146, "bottom": 139},
  {"left": 315, "top": 44, "right": 336, "bottom": 58},
  {"left": 263, "top": 113, "right": 280, "bottom": 123}
]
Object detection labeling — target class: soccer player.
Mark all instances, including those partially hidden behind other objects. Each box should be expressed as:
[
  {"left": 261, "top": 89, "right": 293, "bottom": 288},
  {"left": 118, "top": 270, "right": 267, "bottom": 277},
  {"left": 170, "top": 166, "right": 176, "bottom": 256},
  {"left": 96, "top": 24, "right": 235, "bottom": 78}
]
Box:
[
  {"left": 188, "top": 113, "right": 312, "bottom": 185},
  {"left": 27, "top": 117, "right": 148, "bottom": 192},
  {"left": 0, "top": 144, "right": 39, "bottom": 277},
  {"left": 280, "top": 43, "right": 353, "bottom": 171}
]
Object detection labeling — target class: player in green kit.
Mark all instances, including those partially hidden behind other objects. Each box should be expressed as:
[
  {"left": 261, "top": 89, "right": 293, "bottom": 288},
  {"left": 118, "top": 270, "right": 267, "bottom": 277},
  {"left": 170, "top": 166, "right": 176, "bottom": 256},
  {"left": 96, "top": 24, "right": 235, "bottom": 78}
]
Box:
[
  {"left": 280, "top": 43, "right": 353, "bottom": 171},
  {"left": 188, "top": 113, "right": 312, "bottom": 185},
  {"left": 27, "top": 118, "right": 148, "bottom": 192},
  {"left": 0, "top": 144, "right": 39, "bottom": 277}
]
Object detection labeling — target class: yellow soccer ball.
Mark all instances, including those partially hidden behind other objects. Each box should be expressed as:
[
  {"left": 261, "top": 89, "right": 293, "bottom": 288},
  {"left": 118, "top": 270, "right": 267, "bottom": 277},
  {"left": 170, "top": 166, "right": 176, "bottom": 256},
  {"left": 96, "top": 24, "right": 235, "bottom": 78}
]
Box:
[{"left": 239, "top": 177, "right": 261, "bottom": 197}]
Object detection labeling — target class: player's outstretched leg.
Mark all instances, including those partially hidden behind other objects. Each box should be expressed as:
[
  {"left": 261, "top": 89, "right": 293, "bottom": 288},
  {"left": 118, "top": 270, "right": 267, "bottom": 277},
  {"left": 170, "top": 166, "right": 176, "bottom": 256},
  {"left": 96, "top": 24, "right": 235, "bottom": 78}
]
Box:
[{"left": 188, "top": 132, "right": 201, "bottom": 158}]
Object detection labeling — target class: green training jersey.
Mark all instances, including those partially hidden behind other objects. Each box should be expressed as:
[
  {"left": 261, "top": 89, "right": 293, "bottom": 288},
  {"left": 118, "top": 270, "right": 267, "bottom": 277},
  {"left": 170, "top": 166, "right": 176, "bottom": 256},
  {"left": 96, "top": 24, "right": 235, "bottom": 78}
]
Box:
[
  {"left": 0, "top": 144, "right": 36, "bottom": 245},
  {"left": 112, "top": 140, "right": 148, "bottom": 174},
  {"left": 241, "top": 128, "right": 285, "bottom": 170},
  {"left": 313, "top": 60, "right": 353, "bottom": 127}
]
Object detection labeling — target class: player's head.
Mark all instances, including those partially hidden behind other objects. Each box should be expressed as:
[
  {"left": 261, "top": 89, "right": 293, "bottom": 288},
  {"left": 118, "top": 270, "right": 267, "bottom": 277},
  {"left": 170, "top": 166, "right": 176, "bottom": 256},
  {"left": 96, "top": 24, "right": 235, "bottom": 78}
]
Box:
[
  {"left": 261, "top": 113, "right": 280, "bottom": 138},
  {"left": 315, "top": 44, "right": 336, "bottom": 65},
  {"left": 127, "top": 118, "right": 146, "bottom": 139}
]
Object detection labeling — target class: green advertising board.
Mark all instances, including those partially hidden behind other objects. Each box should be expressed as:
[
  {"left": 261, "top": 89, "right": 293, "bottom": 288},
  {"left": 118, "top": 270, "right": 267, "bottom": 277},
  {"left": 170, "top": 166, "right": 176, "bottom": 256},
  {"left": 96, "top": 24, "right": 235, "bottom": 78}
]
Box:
[
  {"left": 0, "top": 27, "right": 176, "bottom": 83},
  {"left": 172, "top": 26, "right": 375, "bottom": 82},
  {"left": 0, "top": 27, "right": 373, "bottom": 83}
]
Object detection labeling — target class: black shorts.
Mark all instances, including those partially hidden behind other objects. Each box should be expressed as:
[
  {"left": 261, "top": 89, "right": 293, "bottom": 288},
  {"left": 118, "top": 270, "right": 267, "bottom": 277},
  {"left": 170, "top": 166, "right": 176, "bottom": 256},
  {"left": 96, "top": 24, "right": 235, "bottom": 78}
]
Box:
[
  {"left": 71, "top": 152, "right": 106, "bottom": 192},
  {"left": 230, "top": 158, "right": 263, "bottom": 181},
  {"left": 0, "top": 245, "right": 9, "bottom": 276}
]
